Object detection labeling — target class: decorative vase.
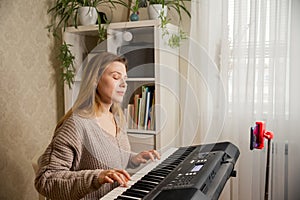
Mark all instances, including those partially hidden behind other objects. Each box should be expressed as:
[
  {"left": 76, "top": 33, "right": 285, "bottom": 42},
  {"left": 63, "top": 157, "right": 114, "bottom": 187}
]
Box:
[
  {"left": 78, "top": 7, "right": 98, "bottom": 25},
  {"left": 130, "top": 13, "right": 139, "bottom": 21},
  {"left": 148, "top": 4, "right": 168, "bottom": 20}
]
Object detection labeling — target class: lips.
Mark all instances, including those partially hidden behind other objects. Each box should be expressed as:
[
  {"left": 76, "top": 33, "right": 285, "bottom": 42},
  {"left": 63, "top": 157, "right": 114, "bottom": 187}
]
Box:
[{"left": 116, "top": 91, "right": 125, "bottom": 96}]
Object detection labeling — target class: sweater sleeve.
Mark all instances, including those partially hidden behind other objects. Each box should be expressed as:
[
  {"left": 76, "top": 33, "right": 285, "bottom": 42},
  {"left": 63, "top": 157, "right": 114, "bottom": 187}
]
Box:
[
  {"left": 127, "top": 153, "right": 141, "bottom": 169},
  {"left": 34, "top": 119, "right": 102, "bottom": 200}
]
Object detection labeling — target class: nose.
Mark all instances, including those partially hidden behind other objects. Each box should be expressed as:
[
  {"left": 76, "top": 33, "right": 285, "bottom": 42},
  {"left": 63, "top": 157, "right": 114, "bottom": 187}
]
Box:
[{"left": 120, "top": 78, "right": 127, "bottom": 88}]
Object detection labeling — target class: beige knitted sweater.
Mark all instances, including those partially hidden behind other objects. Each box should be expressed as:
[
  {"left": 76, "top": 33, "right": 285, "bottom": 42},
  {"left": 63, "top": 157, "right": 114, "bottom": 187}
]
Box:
[{"left": 35, "top": 114, "right": 138, "bottom": 200}]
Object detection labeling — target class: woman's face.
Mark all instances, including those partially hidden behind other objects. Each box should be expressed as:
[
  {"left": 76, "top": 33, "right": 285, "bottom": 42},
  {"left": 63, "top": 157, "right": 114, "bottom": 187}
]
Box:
[{"left": 97, "top": 61, "right": 127, "bottom": 104}]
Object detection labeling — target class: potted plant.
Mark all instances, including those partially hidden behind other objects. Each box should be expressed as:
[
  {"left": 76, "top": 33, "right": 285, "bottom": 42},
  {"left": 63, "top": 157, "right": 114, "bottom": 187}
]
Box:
[
  {"left": 148, "top": 0, "right": 167, "bottom": 20},
  {"left": 78, "top": 6, "right": 98, "bottom": 26},
  {"left": 47, "top": 0, "right": 128, "bottom": 88},
  {"left": 148, "top": 0, "right": 190, "bottom": 20},
  {"left": 129, "top": 0, "right": 141, "bottom": 21},
  {"left": 147, "top": 0, "right": 191, "bottom": 48},
  {"left": 47, "top": 0, "right": 129, "bottom": 36}
]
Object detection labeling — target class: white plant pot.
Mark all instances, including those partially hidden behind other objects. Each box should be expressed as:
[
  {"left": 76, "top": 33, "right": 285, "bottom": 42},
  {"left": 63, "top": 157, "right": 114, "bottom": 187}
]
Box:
[
  {"left": 78, "top": 7, "right": 98, "bottom": 26},
  {"left": 148, "top": 4, "right": 168, "bottom": 20}
]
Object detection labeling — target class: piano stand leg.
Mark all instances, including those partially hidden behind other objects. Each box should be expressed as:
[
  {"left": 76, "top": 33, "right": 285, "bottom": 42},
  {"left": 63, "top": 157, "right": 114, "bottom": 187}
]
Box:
[{"left": 264, "top": 139, "right": 272, "bottom": 200}]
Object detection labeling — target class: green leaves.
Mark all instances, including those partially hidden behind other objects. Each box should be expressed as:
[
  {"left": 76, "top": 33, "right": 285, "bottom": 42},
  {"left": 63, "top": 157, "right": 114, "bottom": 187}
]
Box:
[
  {"left": 166, "top": 0, "right": 191, "bottom": 20},
  {"left": 148, "top": 0, "right": 165, "bottom": 4},
  {"left": 58, "top": 42, "right": 76, "bottom": 89},
  {"left": 47, "top": 0, "right": 129, "bottom": 88},
  {"left": 167, "top": 29, "right": 187, "bottom": 48},
  {"left": 47, "top": 0, "right": 79, "bottom": 36},
  {"left": 148, "top": 0, "right": 191, "bottom": 20},
  {"left": 158, "top": 5, "right": 188, "bottom": 48},
  {"left": 131, "top": 0, "right": 140, "bottom": 13}
]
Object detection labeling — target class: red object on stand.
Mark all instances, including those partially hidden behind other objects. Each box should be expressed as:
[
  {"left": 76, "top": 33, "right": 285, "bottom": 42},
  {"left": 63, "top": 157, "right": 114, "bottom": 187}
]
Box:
[{"left": 250, "top": 121, "right": 274, "bottom": 200}]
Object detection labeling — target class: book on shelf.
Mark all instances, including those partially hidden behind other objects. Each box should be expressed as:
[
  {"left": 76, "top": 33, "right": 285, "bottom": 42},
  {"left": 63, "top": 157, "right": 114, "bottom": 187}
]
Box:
[
  {"left": 149, "top": 90, "right": 155, "bottom": 130},
  {"left": 138, "top": 86, "right": 147, "bottom": 129},
  {"left": 133, "top": 94, "right": 140, "bottom": 129},
  {"left": 126, "top": 104, "right": 134, "bottom": 129},
  {"left": 144, "top": 91, "right": 151, "bottom": 130},
  {"left": 127, "top": 85, "right": 155, "bottom": 130},
  {"left": 137, "top": 97, "right": 142, "bottom": 129}
]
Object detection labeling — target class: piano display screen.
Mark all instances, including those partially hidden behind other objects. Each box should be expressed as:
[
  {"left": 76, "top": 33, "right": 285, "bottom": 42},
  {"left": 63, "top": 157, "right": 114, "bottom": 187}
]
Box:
[{"left": 191, "top": 164, "right": 203, "bottom": 172}]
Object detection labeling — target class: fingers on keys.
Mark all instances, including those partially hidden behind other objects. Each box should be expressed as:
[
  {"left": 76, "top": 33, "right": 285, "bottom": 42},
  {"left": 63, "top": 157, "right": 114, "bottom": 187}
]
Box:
[
  {"left": 151, "top": 150, "right": 161, "bottom": 160},
  {"left": 146, "top": 150, "right": 160, "bottom": 161},
  {"left": 100, "top": 169, "right": 131, "bottom": 187}
]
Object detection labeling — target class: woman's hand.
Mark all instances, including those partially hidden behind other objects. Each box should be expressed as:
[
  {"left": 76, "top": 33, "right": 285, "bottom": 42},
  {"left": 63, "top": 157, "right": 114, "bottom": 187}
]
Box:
[
  {"left": 132, "top": 150, "right": 161, "bottom": 165},
  {"left": 98, "top": 169, "right": 131, "bottom": 187}
]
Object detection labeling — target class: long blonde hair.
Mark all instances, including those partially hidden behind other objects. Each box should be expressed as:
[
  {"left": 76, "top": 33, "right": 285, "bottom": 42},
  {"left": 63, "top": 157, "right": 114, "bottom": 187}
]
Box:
[{"left": 55, "top": 52, "right": 127, "bottom": 131}]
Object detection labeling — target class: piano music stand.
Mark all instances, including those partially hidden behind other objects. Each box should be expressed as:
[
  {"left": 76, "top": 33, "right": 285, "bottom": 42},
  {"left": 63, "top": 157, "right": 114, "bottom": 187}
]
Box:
[{"left": 250, "top": 121, "right": 274, "bottom": 200}]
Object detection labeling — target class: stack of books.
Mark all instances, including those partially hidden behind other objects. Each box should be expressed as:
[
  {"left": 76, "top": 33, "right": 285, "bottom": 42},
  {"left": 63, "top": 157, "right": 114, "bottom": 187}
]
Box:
[{"left": 126, "top": 85, "right": 155, "bottom": 130}]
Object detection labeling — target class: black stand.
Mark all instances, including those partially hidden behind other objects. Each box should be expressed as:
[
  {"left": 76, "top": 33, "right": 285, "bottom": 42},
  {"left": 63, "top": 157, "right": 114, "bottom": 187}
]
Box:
[
  {"left": 250, "top": 122, "right": 273, "bottom": 200},
  {"left": 264, "top": 138, "right": 272, "bottom": 200}
]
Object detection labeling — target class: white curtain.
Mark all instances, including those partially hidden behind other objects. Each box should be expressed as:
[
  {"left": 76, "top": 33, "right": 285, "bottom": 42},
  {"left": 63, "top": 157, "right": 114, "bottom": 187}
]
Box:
[{"left": 183, "top": 0, "right": 300, "bottom": 199}]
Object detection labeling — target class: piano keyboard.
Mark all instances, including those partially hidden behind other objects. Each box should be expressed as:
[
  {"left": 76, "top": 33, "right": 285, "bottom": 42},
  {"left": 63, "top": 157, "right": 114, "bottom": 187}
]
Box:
[
  {"left": 100, "top": 148, "right": 178, "bottom": 200},
  {"left": 100, "top": 142, "right": 240, "bottom": 200}
]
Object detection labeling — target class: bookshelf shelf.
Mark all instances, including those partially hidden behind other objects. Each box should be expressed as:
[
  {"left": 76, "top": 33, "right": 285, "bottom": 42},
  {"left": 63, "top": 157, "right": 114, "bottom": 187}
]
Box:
[
  {"left": 63, "top": 20, "right": 180, "bottom": 152},
  {"left": 126, "top": 78, "right": 155, "bottom": 82},
  {"left": 127, "top": 129, "right": 156, "bottom": 135}
]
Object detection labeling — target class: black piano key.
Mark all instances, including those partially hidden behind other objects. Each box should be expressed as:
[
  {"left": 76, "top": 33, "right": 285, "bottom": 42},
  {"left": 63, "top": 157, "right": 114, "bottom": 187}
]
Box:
[
  {"left": 155, "top": 166, "right": 172, "bottom": 171},
  {"left": 137, "top": 179, "right": 158, "bottom": 185},
  {"left": 131, "top": 182, "right": 156, "bottom": 191},
  {"left": 136, "top": 180, "right": 159, "bottom": 189},
  {"left": 161, "top": 166, "right": 175, "bottom": 171},
  {"left": 141, "top": 175, "right": 161, "bottom": 183},
  {"left": 151, "top": 169, "right": 170, "bottom": 176},
  {"left": 131, "top": 185, "right": 153, "bottom": 192},
  {"left": 144, "top": 174, "right": 164, "bottom": 181},
  {"left": 122, "top": 189, "right": 148, "bottom": 198},
  {"left": 159, "top": 163, "right": 175, "bottom": 167},
  {"left": 148, "top": 171, "right": 166, "bottom": 178},
  {"left": 158, "top": 164, "right": 176, "bottom": 168},
  {"left": 161, "top": 160, "right": 178, "bottom": 164},
  {"left": 115, "top": 196, "right": 138, "bottom": 200}
]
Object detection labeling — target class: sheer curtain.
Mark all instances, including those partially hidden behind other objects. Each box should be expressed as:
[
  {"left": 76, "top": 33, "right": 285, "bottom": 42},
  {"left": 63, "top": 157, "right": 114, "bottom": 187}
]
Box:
[
  {"left": 221, "top": 0, "right": 292, "bottom": 199},
  {"left": 183, "top": 0, "right": 300, "bottom": 199}
]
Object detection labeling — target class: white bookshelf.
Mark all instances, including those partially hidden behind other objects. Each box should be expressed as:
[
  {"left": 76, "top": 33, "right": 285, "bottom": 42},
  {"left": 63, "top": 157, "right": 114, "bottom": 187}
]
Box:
[{"left": 63, "top": 20, "right": 180, "bottom": 152}]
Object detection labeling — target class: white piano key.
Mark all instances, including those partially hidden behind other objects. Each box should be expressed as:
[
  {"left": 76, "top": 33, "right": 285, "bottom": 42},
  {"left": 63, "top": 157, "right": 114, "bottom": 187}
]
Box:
[{"left": 100, "top": 148, "right": 178, "bottom": 200}]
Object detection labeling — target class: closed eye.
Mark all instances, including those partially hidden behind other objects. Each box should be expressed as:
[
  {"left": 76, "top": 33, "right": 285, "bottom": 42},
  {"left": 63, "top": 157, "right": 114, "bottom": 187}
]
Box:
[
  {"left": 112, "top": 72, "right": 127, "bottom": 81},
  {"left": 112, "top": 73, "right": 121, "bottom": 80}
]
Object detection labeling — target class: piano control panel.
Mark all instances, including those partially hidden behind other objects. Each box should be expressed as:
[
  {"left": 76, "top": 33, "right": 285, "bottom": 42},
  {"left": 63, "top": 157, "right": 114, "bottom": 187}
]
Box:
[
  {"left": 103, "top": 141, "right": 240, "bottom": 200},
  {"left": 163, "top": 151, "right": 225, "bottom": 191}
]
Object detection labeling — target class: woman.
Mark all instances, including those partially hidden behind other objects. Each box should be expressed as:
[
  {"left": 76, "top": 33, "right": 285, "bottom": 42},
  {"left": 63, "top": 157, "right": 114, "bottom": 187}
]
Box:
[{"left": 35, "top": 52, "right": 160, "bottom": 200}]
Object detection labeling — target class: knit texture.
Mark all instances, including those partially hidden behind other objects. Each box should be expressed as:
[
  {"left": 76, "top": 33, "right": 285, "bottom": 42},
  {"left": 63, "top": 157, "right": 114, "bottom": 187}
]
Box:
[{"left": 34, "top": 114, "right": 137, "bottom": 200}]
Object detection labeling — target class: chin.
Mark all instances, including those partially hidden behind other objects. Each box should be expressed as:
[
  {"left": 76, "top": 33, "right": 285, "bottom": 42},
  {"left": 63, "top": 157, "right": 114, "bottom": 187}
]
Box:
[{"left": 112, "top": 98, "right": 124, "bottom": 104}]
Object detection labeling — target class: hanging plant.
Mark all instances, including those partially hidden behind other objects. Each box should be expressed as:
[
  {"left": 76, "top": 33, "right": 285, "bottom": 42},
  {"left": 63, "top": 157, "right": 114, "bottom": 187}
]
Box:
[
  {"left": 159, "top": 10, "right": 188, "bottom": 48},
  {"left": 58, "top": 42, "right": 76, "bottom": 89},
  {"left": 147, "top": 0, "right": 191, "bottom": 48},
  {"left": 46, "top": 0, "right": 128, "bottom": 88}
]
